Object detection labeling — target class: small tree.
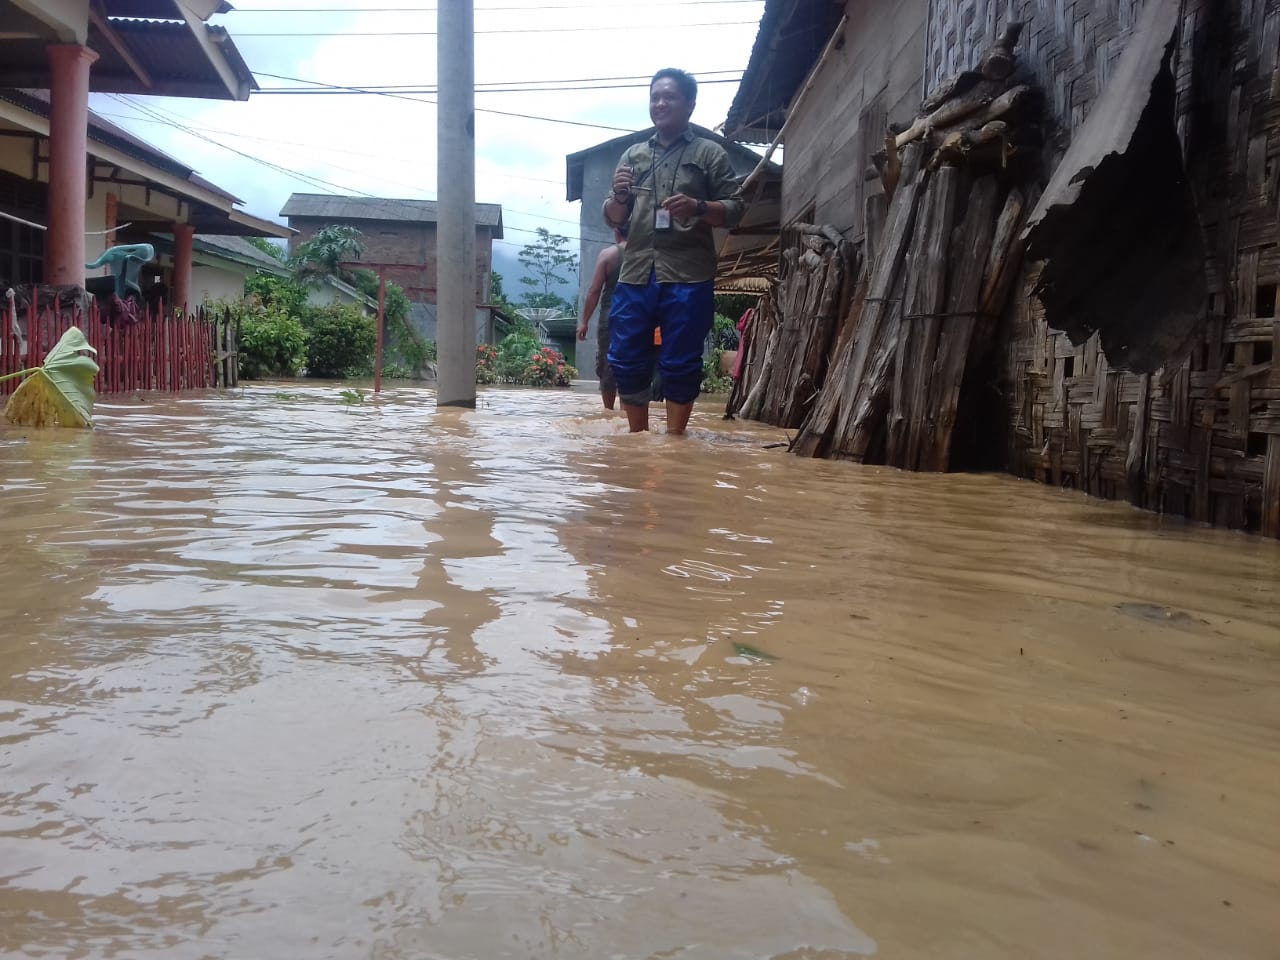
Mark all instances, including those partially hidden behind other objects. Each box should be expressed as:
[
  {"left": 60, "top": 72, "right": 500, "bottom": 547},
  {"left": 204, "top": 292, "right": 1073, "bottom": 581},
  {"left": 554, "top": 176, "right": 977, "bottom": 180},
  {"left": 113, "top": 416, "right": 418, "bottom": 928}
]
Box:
[
  {"left": 490, "top": 271, "right": 518, "bottom": 315},
  {"left": 517, "top": 228, "right": 577, "bottom": 314},
  {"left": 246, "top": 236, "right": 287, "bottom": 261},
  {"left": 293, "top": 225, "right": 364, "bottom": 285}
]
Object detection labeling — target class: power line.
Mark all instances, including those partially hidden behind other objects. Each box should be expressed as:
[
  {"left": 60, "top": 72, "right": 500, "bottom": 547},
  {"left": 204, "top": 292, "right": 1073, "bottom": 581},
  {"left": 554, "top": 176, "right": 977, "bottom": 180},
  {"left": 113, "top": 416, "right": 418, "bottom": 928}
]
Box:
[
  {"left": 256, "top": 69, "right": 744, "bottom": 88},
  {"left": 229, "top": 0, "right": 758, "bottom": 10},
  {"left": 91, "top": 110, "right": 568, "bottom": 186},
  {"left": 110, "top": 94, "right": 385, "bottom": 198},
  {"left": 257, "top": 78, "right": 742, "bottom": 94},
  {"left": 233, "top": 21, "right": 756, "bottom": 36},
  {"left": 248, "top": 72, "right": 635, "bottom": 131},
  {"left": 104, "top": 97, "right": 584, "bottom": 239}
]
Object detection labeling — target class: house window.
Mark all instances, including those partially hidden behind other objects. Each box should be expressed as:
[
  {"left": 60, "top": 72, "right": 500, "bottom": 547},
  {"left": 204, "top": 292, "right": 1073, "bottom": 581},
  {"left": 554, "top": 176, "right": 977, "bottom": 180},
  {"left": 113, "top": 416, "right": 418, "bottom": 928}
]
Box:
[
  {"left": 0, "top": 215, "right": 44, "bottom": 287},
  {"left": 0, "top": 170, "right": 46, "bottom": 288},
  {"left": 1255, "top": 283, "right": 1276, "bottom": 318}
]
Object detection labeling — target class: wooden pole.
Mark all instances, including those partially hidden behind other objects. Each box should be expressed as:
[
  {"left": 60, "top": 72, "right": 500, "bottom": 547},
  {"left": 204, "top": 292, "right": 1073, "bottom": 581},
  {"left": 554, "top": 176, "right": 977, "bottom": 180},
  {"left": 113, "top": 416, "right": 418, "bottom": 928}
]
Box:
[{"left": 375, "top": 275, "right": 386, "bottom": 394}]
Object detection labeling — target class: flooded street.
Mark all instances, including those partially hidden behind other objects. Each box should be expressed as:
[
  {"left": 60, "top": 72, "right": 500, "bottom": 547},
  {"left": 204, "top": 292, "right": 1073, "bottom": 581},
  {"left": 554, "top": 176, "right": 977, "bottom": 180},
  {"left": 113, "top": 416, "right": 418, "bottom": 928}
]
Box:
[{"left": 1, "top": 384, "right": 1278, "bottom": 960}]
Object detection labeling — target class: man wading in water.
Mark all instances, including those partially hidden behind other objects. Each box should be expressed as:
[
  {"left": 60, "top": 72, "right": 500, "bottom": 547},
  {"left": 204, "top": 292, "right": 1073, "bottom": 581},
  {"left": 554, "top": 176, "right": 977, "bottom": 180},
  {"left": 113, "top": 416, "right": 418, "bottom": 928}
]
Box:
[
  {"left": 577, "top": 226, "right": 627, "bottom": 410},
  {"left": 602, "top": 67, "right": 744, "bottom": 435}
]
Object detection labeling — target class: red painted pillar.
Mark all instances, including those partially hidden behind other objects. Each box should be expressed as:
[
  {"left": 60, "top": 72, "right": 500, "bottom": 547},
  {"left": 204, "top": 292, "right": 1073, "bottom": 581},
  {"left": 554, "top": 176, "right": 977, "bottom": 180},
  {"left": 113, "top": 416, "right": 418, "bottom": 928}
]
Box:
[
  {"left": 174, "top": 223, "right": 195, "bottom": 316},
  {"left": 45, "top": 44, "right": 98, "bottom": 288}
]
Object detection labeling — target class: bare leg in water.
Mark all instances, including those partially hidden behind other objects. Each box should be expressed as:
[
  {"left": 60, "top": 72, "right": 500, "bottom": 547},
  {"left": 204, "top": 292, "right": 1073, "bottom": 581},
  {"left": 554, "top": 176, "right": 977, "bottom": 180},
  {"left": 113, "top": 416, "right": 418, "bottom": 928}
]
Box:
[{"left": 622, "top": 400, "right": 648, "bottom": 432}]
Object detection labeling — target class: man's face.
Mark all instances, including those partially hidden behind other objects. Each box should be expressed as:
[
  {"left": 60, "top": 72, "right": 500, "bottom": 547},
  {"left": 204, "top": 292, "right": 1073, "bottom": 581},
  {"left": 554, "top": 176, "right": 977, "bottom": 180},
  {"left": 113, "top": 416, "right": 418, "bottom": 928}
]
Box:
[{"left": 650, "top": 77, "right": 694, "bottom": 136}]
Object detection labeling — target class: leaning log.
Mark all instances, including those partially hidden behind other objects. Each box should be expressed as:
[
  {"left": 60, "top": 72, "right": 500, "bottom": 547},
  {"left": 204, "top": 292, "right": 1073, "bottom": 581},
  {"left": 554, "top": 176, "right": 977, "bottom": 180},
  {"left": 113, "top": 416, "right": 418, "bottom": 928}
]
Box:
[{"left": 925, "top": 176, "right": 1002, "bottom": 470}]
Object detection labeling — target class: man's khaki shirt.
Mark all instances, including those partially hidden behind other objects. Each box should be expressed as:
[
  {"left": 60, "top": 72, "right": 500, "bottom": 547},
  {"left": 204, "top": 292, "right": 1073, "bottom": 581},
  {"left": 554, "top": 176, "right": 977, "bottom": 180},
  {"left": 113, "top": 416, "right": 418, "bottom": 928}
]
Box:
[{"left": 603, "top": 128, "right": 745, "bottom": 285}]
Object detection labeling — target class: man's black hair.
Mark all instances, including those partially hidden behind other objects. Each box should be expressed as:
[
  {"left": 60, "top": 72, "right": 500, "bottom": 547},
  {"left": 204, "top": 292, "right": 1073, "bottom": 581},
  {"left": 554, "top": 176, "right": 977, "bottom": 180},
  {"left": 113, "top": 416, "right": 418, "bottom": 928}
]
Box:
[{"left": 650, "top": 68, "right": 697, "bottom": 103}]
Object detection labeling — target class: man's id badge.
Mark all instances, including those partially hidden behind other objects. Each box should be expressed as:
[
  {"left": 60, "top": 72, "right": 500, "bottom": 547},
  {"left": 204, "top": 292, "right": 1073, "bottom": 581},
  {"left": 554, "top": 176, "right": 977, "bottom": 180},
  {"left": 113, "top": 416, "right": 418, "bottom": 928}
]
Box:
[{"left": 654, "top": 208, "right": 672, "bottom": 231}]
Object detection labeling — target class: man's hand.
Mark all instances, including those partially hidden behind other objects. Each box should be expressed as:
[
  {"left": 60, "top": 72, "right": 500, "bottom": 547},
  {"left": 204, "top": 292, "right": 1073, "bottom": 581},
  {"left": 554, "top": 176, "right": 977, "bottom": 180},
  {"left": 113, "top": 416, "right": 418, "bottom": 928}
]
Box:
[
  {"left": 611, "top": 165, "right": 634, "bottom": 199},
  {"left": 662, "top": 193, "right": 701, "bottom": 222},
  {"left": 576, "top": 320, "right": 589, "bottom": 341}
]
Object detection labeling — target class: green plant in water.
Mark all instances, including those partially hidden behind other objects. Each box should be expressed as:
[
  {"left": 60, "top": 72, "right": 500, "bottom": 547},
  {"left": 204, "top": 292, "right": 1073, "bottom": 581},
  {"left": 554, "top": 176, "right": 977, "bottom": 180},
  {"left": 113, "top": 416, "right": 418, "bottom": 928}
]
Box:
[
  {"left": 304, "top": 304, "right": 376, "bottom": 379},
  {"left": 239, "top": 307, "right": 307, "bottom": 379},
  {"left": 732, "top": 642, "right": 779, "bottom": 662},
  {"left": 1, "top": 326, "right": 99, "bottom": 428},
  {"left": 339, "top": 387, "right": 366, "bottom": 405},
  {"left": 273, "top": 391, "right": 303, "bottom": 401}
]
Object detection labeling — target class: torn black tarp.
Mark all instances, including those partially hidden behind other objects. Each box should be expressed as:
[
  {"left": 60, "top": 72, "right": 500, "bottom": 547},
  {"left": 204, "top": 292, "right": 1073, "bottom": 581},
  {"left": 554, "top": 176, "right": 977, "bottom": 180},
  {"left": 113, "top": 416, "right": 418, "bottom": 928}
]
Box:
[{"left": 1023, "top": 0, "right": 1207, "bottom": 373}]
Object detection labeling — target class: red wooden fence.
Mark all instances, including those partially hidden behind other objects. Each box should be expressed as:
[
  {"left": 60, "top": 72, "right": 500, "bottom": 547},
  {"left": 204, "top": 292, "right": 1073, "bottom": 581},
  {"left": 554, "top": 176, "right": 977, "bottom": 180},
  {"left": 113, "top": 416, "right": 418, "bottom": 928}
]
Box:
[{"left": 1, "top": 293, "right": 237, "bottom": 396}]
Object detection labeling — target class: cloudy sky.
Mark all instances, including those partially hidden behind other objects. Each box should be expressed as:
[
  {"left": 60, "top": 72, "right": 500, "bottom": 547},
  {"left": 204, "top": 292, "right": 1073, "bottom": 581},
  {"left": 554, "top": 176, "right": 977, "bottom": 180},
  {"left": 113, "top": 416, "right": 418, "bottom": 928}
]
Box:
[{"left": 90, "top": 0, "right": 766, "bottom": 278}]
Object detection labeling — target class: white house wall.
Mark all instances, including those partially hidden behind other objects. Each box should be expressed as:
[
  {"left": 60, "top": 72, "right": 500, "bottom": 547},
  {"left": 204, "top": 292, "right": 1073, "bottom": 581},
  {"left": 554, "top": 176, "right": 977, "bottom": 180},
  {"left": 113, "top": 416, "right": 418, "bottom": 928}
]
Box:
[
  {"left": 0, "top": 133, "right": 33, "bottom": 183},
  {"left": 191, "top": 263, "right": 248, "bottom": 305}
]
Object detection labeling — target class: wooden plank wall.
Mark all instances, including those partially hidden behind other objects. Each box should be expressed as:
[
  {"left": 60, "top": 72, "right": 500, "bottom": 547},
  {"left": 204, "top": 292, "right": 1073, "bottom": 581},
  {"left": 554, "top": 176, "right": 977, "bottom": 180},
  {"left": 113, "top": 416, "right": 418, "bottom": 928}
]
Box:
[
  {"left": 928, "top": 0, "right": 1280, "bottom": 536},
  {"left": 780, "top": 0, "right": 931, "bottom": 234}
]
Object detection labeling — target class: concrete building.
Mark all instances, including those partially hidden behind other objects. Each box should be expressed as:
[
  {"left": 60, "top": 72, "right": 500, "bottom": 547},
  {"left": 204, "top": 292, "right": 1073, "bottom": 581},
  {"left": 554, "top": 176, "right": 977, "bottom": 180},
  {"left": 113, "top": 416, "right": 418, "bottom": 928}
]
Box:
[
  {"left": 564, "top": 125, "right": 780, "bottom": 382},
  {"left": 280, "top": 193, "right": 504, "bottom": 343},
  {"left": 0, "top": 0, "right": 276, "bottom": 302}
]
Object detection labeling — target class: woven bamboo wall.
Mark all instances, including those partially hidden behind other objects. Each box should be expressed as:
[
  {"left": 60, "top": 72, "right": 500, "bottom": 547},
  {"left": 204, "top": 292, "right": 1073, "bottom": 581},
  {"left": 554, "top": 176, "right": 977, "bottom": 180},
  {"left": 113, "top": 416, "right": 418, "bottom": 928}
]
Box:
[
  {"left": 929, "top": 0, "right": 1280, "bottom": 536},
  {"left": 926, "top": 0, "right": 1149, "bottom": 143}
]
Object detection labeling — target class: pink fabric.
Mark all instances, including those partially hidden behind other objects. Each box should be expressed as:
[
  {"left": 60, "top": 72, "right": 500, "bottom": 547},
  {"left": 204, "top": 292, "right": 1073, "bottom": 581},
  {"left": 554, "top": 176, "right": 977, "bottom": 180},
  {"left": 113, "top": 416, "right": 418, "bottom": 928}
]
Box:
[{"left": 732, "top": 307, "right": 754, "bottom": 380}]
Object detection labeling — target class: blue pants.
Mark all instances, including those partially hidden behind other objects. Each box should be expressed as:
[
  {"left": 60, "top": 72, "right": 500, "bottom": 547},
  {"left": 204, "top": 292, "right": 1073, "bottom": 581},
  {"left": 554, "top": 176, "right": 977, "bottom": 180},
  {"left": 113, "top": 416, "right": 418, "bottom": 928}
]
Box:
[{"left": 607, "top": 271, "right": 714, "bottom": 405}]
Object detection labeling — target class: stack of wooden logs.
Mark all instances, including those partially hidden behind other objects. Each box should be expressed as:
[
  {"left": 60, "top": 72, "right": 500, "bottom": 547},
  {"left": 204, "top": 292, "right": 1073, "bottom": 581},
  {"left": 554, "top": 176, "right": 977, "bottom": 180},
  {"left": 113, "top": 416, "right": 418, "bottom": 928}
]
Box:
[
  {"left": 729, "top": 224, "right": 857, "bottom": 426},
  {"left": 734, "top": 24, "right": 1042, "bottom": 471}
]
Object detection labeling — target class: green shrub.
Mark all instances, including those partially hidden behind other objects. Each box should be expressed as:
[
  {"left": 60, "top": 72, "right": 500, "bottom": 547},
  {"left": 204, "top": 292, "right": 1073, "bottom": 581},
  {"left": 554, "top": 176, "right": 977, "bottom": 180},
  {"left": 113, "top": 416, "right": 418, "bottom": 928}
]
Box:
[
  {"left": 238, "top": 306, "right": 307, "bottom": 379},
  {"left": 245, "top": 272, "right": 308, "bottom": 317},
  {"left": 476, "top": 343, "right": 499, "bottom": 384},
  {"left": 495, "top": 324, "right": 543, "bottom": 382},
  {"left": 303, "top": 304, "right": 376, "bottom": 379},
  {"left": 522, "top": 346, "right": 577, "bottom": 387}
]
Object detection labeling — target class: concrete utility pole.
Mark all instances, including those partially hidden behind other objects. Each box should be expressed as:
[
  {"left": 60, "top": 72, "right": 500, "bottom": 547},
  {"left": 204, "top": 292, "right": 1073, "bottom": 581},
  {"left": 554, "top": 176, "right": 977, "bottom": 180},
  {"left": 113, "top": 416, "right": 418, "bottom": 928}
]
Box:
[{"left": 436, "top": 0, "right": 477, "bottom": 408}]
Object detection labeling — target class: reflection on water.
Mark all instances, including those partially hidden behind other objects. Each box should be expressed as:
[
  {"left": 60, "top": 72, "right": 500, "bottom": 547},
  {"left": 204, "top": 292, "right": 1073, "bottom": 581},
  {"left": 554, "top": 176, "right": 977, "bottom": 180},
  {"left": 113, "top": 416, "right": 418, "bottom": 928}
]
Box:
[{"left": 1, "top": 384, "right": 1278, "bottom": 959}]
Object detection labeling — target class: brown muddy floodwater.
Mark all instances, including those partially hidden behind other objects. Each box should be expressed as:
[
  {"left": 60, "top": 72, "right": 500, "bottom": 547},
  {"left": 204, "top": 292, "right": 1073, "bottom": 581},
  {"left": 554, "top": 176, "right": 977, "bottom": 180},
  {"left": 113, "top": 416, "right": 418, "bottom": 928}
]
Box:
[{"left": 1, "top": 384, "right": 1278, "bottom": 960}]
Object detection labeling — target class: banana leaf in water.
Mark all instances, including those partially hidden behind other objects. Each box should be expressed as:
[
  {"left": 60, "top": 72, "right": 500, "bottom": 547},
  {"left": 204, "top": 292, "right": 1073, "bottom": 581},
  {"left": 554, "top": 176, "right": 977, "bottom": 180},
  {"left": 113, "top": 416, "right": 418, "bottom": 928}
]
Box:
[{"left": 2, "top": 326, "right": 99, "bottom": 428}]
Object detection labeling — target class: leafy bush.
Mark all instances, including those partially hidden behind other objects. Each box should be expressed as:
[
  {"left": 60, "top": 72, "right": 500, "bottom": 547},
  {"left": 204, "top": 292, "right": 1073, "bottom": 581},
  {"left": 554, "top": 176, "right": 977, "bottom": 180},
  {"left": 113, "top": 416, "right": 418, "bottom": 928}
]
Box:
[
  {"left": 238, "top": 306, "right": 307, "bottom": 379},
  {"left": 522, "top": 346, "right": 577, "bottom": 387},
  {"left": 495, "top": 324, "right": 544, "bottom": 382},
  {"left": 245, "top": 272, "right": 308, "bottom": 317},
  {"left": 476, "top": 343, "right": 499, "bottom": 384},
  {"left": 711, "top": 312, "right": 740, "bottom": 350},
  {"left": 303, "top": 304, "right": 376, "bottom": 379}
]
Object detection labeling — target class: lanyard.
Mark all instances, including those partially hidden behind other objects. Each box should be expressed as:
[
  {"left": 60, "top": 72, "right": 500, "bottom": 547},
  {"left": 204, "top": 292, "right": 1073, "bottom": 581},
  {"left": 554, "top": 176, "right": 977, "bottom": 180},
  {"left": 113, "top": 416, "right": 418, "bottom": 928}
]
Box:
[{"left": 648, "top": 137, "right": 692, "bottom": 204}]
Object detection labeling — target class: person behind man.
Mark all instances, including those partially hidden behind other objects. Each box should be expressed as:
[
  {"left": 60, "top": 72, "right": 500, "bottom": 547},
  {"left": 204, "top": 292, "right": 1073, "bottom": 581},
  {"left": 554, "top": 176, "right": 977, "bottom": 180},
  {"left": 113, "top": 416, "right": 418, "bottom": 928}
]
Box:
[
  {"left": 603, "top": 67, "right": 744, "bottom": 435},
  {"left": 577, "top": 225, "right": 627, "bottom": 410}
]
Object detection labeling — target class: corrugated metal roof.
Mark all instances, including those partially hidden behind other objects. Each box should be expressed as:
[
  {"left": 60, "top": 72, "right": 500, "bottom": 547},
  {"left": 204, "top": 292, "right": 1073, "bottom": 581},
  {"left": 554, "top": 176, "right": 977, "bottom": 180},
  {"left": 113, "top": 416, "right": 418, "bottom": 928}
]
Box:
[
  {"left": 93, "top": 20, "right": 256, "bottom": 99},
  {"left": 0, "top": 14, "right": 255, "bottom": 100},
  {"left": 723, "top": 0, "right": 846, "bottom": 143},
  {"left": 104, "top": 0, "right": 233, "bottom": 18},
  {"left": 281, "top": 194, "right": 505, "bottom": 232},
  {"left": 195, "top": 235, "right": 291, "bottom": 273}
]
